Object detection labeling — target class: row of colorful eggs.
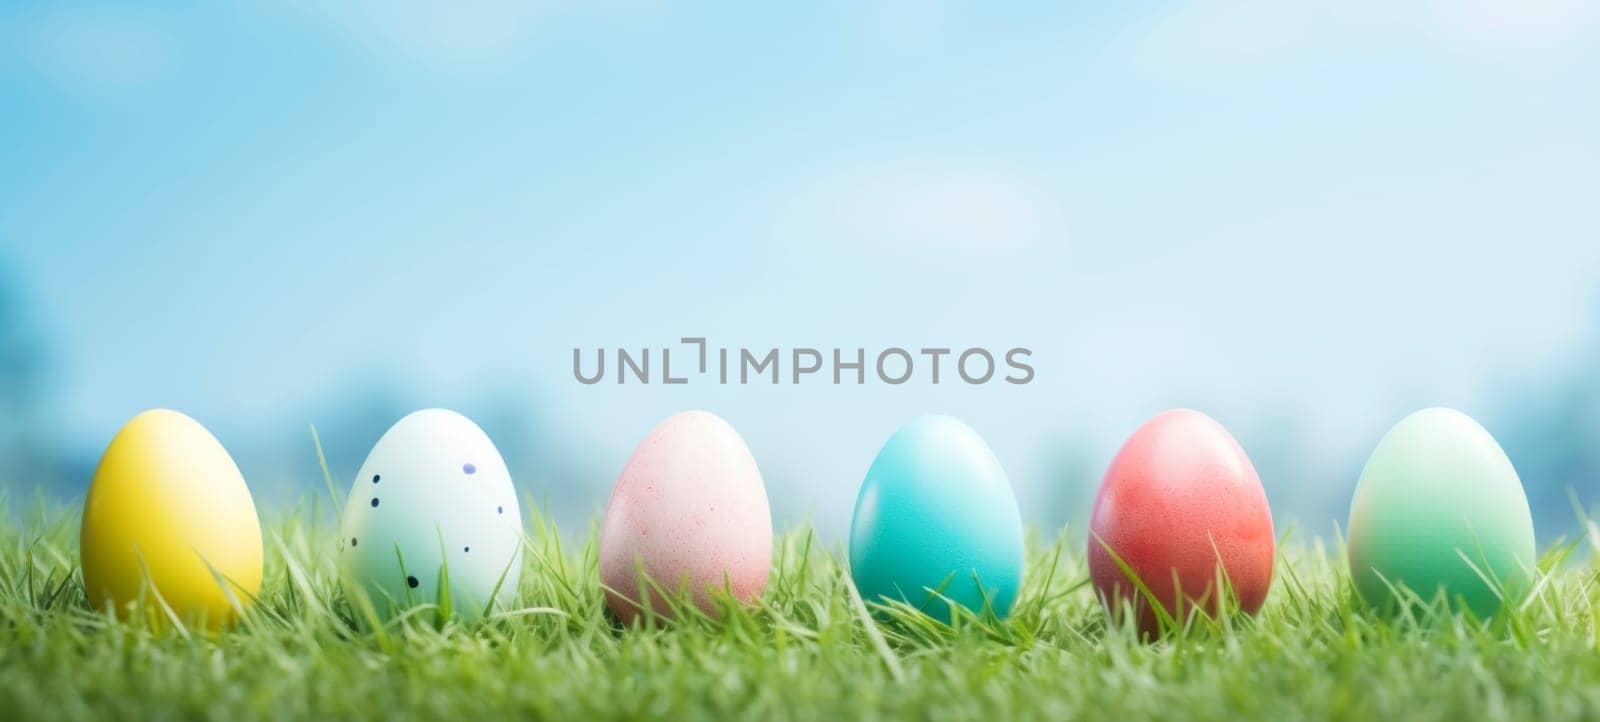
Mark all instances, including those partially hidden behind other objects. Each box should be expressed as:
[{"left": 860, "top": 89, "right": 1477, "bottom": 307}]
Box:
[{"left": 79, "top": 406, "right": 1535, "bottom": 633}]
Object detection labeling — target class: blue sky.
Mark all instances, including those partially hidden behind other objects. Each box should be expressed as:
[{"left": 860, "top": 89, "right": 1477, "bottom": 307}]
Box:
[{"left": 2, "top": 1, "right": 1599, "bottom": 538}]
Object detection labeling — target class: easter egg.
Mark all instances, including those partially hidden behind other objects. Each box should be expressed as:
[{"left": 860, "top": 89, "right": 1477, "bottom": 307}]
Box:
[
  {"left": 1346, "top": 407, "right": 1535, "bottom": 616},
  {"left": 338, "top": 409, "right": 523, "bottom": 622},
  {"left": 1087, "top": 409, "right": 1274, "bottom": 636},
  {"left": 80, "top": 409, "right": 263, "bottom": 628},
  {"left": 848, "top": 414, "right": 1024, "bottom": 621},
  {"left": 599, "top": 410, "right": 772, "bottom": 624}
]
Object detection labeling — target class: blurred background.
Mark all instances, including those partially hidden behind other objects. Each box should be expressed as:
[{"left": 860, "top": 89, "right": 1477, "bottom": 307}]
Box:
[{"left": 1, "top": 1, "right": 1597, "bottom": 544}]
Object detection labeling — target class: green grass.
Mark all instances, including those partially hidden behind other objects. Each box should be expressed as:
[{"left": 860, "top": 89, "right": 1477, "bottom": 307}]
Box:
[{"left": 3, "top": 493, "right": 1600, "bottom": 722}]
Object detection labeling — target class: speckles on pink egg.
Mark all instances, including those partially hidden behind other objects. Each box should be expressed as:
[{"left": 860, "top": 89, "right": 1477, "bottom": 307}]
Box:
[
  {"left": 1088, "top": 409, "right": 1275, "bottom": 637},
  {"left": 599, "top": 410, "right": 773, "bottom": 624}
]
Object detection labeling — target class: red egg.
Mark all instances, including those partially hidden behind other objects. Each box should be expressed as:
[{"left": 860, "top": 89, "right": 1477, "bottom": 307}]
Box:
[{"left": 1087, "top": 409, "right": 1275, "bottom": 637}]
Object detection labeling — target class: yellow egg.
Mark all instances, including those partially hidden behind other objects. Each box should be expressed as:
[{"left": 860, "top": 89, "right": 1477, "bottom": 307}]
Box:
[{"left": 80, "top": 409, "right": 263, "bottom": 628}]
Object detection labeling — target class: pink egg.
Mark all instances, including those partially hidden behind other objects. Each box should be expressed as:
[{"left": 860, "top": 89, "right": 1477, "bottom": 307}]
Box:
[
  {"left": 599, "top": 410, "right": 773, "bottom": 624},
  {"left": 1088, "top": 409, "right": 1275, "bottom": 637}
]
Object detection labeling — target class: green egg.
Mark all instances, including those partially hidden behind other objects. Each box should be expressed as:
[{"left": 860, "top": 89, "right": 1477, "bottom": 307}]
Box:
[{"left": 1346, "top": 408, "right": 1535, "bottom": 616}]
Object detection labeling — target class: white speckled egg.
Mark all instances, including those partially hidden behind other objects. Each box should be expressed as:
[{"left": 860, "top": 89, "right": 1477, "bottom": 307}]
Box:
[{"left": 338, "top": 409, "right": 523, "bottom": 622}]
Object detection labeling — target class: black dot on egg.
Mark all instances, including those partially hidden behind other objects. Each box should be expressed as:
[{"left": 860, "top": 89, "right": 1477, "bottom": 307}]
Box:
[
  {"left": 351, "top": 537, "right": 358, "bottom": 547},
  {"left": 463, "top": 546, "right": 470, "bottom": 553},
  {"left": 372, "top": 474, "right": 380, "bottom": 484},
  {"left": 407, "top": 575, "right": 419, "bottom": 589},
  {"left": 497, "top": 505, "right": 503, "bottom": 514},
  {"left": 371, "top": 497, "right": 380, "bottom": 508}
]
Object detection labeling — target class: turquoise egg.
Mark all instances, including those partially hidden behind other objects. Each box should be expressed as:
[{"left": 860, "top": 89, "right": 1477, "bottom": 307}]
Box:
[{"left": 848, "top": 414, "right": 1025, "bottom": 621}]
